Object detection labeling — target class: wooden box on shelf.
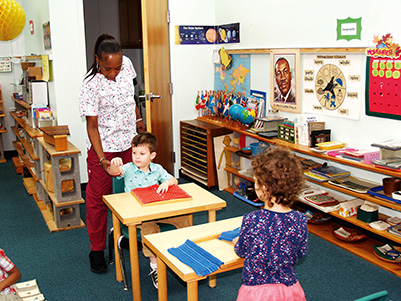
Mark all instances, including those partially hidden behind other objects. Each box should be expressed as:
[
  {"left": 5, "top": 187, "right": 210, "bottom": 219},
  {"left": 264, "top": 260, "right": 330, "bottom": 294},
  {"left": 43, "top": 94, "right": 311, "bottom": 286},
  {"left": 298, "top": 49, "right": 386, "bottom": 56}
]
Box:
[{"left": 40, "top": 125, "right": 69, "bottom": 151}]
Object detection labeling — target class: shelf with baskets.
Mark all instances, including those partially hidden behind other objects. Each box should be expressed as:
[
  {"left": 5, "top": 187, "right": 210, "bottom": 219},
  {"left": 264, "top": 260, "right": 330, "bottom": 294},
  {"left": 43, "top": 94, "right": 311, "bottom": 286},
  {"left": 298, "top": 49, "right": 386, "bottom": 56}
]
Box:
[{"left": 197, "top": 116, "right": 401, "bottom": 278}]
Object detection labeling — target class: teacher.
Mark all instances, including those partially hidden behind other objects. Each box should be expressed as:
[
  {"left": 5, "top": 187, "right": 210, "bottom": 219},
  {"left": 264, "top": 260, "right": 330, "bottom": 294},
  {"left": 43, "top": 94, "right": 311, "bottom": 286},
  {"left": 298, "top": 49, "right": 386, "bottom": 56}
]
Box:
[{"left": 79, "top": 33, "right": 145, "bottom": 273}]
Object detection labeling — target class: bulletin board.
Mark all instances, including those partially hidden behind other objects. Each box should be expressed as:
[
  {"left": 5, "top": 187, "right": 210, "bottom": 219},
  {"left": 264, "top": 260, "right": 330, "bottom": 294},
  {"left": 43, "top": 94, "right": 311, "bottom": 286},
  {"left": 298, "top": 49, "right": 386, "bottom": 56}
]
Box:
[{"left": 366, "top": 56, "right": 401, "bottom": 120}]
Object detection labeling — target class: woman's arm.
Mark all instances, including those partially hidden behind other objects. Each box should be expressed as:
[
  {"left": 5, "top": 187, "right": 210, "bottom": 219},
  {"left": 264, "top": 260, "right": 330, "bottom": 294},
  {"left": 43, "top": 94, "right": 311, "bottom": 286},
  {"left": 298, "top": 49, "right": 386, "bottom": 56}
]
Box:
[
  {"left": 86, "top": 116, "right": 112, "bottom": 175},
  {"left": 135, "top": 106, "right": 145, "bottom": 133}
]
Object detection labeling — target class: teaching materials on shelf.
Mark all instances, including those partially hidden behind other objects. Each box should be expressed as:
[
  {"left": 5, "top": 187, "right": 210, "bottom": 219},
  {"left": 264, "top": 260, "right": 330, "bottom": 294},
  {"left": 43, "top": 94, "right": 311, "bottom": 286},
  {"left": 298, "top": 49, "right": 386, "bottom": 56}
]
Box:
[
  {"left": 386, "top": 216, "right": 401, "bottom": 226},
  {"left": 304, "top": 163, "right": 351, "bottom": 182},
  {"left": 368, "top": 186, "right": 401, "bottom": 205},
  {"left": 373, "top": 244, "right": 401, "bottom": 262},
  {"left": 131, "top": 184, "right": 192, "bottom": 206},
  {"left": 369, "top": 220, "right": 390, "bottom": 231},
  {"left": 371, "top": 139, "right": 401, "bottom": 150},
  {"left": 294, "top": 115, "right": 318, "bottom": 146},
  {"left": 338, "top": 198, "right": 364, "bottom": 218},
  {"left": 332, "top": 227, "right": 367, "bottom": 242},
  {"left": 297, "top": 157, "right": 322, "bottom": 171},
  {"left": 388, "top": 223, "right": 401, "bottom": 238},
  {"left": 304, "top": 210, "right": 331, "bottom": 224},
  {"left": 250, "top": 116, "right": 286, "bottom": 133},
  {"left": 339, "top": 149, "right": 380, "bottom": 164},
  {"left": 373, "top": 157, "right": 401, "bottom": 170},
  {"left": 316, "top": 141, "right": 346, "bottom": 150},
  {"left": 329, "top": 176, "right": 379, "bottom": 193},
  {"left": 303, "top": 194, "right": 338, "bottom": 205}
]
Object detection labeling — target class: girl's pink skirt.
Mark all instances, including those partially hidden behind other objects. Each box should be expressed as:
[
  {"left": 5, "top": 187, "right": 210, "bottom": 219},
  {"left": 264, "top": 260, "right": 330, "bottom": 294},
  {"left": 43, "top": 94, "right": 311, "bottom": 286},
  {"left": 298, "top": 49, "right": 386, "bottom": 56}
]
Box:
[{"left": 236, "top": 281, "right": 306, "bottom": 301}]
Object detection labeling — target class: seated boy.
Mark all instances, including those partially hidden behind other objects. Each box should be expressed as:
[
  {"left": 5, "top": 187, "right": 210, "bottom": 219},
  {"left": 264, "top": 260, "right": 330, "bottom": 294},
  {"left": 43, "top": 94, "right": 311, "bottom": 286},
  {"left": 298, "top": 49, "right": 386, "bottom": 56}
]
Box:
[
  {"left": 110, "top": 132, "right": 190, "bottom": 289},
  {"left": 1, "top": 248, "right": 22, "bottom": 300}
]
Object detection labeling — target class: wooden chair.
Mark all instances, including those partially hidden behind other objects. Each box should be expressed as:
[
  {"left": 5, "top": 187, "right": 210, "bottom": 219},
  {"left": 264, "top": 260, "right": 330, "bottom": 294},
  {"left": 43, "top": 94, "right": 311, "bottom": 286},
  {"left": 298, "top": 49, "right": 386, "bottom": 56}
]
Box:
[{"left": 107, "top": 177, "right": 175, "bottom": 290}]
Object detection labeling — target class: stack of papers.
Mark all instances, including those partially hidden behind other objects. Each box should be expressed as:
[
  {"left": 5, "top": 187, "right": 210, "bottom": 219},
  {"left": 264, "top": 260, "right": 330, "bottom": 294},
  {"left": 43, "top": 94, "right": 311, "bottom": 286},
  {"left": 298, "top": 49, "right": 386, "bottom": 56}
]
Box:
[{"left": 14, "top": 279, "right": 45, "bottom": 300}]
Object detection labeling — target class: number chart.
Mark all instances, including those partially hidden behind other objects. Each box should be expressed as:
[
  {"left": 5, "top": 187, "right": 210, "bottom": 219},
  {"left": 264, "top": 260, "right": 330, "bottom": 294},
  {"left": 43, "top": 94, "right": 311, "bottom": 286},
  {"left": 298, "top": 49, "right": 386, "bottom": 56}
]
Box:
[{"left": 366, "top": 56, "right": 401, "bottom": 120}]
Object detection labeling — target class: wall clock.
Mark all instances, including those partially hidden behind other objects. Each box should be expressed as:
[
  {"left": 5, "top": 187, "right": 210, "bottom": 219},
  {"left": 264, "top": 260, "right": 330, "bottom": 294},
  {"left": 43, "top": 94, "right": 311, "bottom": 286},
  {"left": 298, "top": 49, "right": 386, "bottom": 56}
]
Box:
[{"left": 315, "top": 64, "right": 347, "bottom": 110}]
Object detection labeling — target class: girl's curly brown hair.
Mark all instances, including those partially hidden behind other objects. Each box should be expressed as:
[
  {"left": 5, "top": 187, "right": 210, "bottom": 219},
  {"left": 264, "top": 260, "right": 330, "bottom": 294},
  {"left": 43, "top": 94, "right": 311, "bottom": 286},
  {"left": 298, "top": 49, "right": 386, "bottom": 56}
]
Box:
[{"left": 252, "top": 147, "right": 304, "bottom": 208}]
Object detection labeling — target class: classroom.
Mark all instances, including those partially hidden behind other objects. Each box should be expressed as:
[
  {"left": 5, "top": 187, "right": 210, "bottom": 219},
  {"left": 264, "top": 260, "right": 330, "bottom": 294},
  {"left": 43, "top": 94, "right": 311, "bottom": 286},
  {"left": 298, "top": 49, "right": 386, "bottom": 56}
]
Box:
[{"left": 1, "top": 0, "right": 401, "bottom": 300}]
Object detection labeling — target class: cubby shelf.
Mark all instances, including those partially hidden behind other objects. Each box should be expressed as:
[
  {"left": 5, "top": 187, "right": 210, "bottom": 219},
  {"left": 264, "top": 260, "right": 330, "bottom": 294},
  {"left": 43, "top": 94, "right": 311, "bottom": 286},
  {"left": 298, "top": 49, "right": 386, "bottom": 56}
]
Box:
[{"left": 197, "top": 116, "right": 401, "bottom": 278}]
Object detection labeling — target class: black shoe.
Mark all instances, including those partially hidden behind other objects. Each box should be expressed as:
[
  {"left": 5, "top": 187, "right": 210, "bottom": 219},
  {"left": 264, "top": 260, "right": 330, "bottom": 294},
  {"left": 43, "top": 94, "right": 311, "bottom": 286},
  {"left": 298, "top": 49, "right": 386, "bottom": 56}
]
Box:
[
  {"left": 89, "top": 250, "right": 107, "bottom": 273},
  {"left": 121, "top": 237, "right": 142, "bottom": 251}
]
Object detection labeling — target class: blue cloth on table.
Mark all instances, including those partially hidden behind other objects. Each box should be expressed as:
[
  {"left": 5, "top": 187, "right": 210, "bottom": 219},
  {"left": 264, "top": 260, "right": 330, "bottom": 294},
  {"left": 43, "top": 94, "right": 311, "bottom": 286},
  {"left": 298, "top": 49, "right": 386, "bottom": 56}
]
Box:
[
  {"left": 218, "top": 227, "right": 240, "bottom": 241},
  {"left": 168, "top": 239, "right": 223, "bottom": 276}
]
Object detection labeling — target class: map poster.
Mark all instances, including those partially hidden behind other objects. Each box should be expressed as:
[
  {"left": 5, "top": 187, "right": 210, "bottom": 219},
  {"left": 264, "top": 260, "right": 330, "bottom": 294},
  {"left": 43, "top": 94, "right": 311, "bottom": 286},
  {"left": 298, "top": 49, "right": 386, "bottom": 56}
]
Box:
[
  {"left": 303, "top": 53, "right": 364, "bottom": 120},
  {"left": 214, "top": 54, "right": 250, "bottom": 95},
  {"left": 270, "top": 49, "right": 301, "bottom": 113}
]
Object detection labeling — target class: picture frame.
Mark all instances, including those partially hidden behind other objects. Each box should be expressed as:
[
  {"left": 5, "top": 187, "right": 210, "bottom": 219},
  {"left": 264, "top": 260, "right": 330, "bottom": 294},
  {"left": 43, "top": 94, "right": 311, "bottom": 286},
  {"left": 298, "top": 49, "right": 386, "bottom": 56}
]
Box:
[
  {"left": 270, "top": 49, "right": 301, "bottom": 113},
  {"left": 43, "top": 22, "right": 51, "bottom": 50}
]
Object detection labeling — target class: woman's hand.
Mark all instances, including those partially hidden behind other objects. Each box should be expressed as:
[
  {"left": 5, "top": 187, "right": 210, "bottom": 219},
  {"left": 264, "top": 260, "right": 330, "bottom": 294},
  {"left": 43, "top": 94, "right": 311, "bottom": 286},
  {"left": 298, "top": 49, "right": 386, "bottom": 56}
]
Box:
[{"left": 136, "top": 120, "right": 145, "bottom": 133}]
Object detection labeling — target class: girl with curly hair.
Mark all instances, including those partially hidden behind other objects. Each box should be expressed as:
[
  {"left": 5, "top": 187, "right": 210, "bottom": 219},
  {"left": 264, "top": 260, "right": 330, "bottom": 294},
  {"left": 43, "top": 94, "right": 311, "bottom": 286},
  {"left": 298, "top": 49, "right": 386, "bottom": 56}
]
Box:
[{"left": 233, "top": 147, "right": 308, "bottom": 301}]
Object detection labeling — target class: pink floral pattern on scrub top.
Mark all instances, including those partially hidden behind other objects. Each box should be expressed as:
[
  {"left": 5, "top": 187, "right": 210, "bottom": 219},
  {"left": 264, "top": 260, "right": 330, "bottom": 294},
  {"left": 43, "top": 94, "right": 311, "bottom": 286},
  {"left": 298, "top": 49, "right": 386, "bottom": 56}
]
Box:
[{"left": 79, "top": 55, "right": 138, "bottom": 152}]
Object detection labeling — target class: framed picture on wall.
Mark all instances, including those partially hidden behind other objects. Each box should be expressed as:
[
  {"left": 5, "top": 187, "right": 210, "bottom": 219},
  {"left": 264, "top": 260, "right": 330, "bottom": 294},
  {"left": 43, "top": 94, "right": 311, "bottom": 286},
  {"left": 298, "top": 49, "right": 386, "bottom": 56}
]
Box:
[
  {"left": 43, "top": 22, "right": 51, "bottom": 50},
  {"left": 270, "top": 49, "right": 301, "bottom": 113}
]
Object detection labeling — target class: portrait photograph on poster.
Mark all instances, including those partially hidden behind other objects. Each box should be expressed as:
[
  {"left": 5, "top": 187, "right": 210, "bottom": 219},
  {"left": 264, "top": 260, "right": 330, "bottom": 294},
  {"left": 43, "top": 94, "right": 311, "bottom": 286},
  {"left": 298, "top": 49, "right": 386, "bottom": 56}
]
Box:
[{"left": 270, "top": 49, "right": 301, "bottom": 113}]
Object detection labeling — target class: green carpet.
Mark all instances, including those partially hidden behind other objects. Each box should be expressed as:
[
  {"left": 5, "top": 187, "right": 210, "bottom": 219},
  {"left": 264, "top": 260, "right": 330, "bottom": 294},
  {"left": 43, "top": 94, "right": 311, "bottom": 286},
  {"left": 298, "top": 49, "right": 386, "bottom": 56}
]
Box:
[{"left": 1, "top": 158, "right": 400, "bottom": 300}]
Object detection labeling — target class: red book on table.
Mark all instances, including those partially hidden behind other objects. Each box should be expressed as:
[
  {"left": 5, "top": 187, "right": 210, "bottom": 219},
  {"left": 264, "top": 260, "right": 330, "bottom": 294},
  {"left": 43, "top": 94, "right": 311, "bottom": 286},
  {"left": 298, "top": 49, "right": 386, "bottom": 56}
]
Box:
[{"left": 131, "top": 184, "right": 192, "bottom": 206}]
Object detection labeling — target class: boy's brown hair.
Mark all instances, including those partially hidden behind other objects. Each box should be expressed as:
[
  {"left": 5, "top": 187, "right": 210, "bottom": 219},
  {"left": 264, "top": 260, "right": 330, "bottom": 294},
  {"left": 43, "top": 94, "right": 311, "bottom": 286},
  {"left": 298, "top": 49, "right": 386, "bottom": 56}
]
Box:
[
  {"left": 252, "top": 147, "right": 304, "bottom": 208},
  {"left": 131, "top": 131, "right": 157, "bottom": 153}
]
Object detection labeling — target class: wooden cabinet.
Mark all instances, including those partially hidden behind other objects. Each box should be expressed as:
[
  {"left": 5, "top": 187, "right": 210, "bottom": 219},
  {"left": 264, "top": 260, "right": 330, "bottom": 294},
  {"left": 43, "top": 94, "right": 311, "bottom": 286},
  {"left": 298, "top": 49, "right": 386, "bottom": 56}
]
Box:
[
  {"left": 119, "top": 0, "right": 142, "bottom": 48},
  {"left": 196, "top": 116, "right": 401, "bottom": 278},
  {"left": 0, "top": 88, "right": 7, "bottom": 163},
  {"left": 180, "top": 120, "right": 231, "bottom": 188}
]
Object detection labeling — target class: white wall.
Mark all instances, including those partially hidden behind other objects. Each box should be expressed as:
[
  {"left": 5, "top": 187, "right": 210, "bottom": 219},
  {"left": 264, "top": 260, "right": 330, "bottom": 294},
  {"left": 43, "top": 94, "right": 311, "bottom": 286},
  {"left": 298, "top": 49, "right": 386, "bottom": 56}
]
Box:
[
  {"left": 168, "top": 0, "right": 401, "bottom": 177},
  {"left": 47, "top": 0, "right": 88, "bottom": 182}
]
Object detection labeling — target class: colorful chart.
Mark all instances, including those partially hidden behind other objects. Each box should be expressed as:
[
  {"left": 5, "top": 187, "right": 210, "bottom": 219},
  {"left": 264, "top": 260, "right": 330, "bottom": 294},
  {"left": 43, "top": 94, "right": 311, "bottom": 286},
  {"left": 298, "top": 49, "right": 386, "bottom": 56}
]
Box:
[{"left": 366, "top": 56, "right": 401, "bottom": 120}]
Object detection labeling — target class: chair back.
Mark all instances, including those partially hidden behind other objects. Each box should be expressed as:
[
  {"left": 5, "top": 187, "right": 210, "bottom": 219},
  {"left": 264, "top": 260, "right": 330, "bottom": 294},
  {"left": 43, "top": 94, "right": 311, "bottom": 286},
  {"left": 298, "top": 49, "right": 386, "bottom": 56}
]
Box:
[{"left": 112, "top": 177, "right": 125, "bottom": 194}]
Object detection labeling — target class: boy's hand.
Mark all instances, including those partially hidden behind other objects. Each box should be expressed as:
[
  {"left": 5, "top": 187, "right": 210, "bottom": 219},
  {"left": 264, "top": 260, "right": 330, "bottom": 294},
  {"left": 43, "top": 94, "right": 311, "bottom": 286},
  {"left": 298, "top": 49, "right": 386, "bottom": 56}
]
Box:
[
  {"left": 111, "top": 157, "right": 123, "bottom": 166},
  {"left": 232, "top": 237, "right": 239, "bottom": 245},
  {"left": 156, "top": 182, "right": 170, "bottom": 194}
]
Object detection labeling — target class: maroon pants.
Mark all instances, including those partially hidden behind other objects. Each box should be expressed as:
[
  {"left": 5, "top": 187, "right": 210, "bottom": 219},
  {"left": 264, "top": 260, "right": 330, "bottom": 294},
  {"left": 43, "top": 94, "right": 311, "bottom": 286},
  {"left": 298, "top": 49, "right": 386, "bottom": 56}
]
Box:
[{"left": 85, "top": 147, "right": 132, "bottom": 251}]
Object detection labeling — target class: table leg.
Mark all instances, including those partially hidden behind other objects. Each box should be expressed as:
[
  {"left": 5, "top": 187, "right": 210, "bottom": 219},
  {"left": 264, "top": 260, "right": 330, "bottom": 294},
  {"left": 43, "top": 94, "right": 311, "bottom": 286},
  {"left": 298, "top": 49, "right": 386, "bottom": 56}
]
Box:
[
  {"left": 187, "top": 280, "right": 199, "bottom": 301},
  {"left": 112, "top": 214, "right": 123, "bottom": 282},
  {"left": 208, "top": 210, "right": 216, "bottom": 223},
  {"left": 157, "top": 257, "right": 168, "bottom": 301},
  {"left": 129, "top": 225, "right": 141, "bottom": 301},
  {"left": 207, "top": 210, "right": 217, "bottom": 288}
]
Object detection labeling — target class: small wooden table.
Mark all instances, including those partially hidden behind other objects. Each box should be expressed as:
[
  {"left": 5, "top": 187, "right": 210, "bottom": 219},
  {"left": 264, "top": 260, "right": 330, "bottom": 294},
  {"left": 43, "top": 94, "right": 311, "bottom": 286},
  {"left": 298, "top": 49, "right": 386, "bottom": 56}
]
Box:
[
  {"left": 143, "top": 216, "right": 244, "bottom": 301},
  {"left": 102, "top": 182, "right": 227, "bottom": 301}
]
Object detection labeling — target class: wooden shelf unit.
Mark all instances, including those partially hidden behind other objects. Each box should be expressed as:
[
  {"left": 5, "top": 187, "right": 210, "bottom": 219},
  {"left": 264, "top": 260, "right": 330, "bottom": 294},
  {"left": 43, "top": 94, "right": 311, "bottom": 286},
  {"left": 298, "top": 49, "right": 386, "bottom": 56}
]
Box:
[
  {"left": 0, "top": 88, "right": 7, "bottom": 163},
  {"left": 197, "top": 117, "right": 401, "bottom": 278},
  {"left": 10, "top": 94, "right": 84, "bottom": 232},
  {"left": 180, "top": 120, "right": 232, "bottom": 188}
]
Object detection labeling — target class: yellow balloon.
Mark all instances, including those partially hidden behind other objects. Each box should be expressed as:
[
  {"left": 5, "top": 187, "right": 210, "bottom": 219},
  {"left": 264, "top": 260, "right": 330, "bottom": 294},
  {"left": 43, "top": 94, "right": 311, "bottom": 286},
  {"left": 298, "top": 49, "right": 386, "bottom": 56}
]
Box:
[{"left": 0, "top": 0, "right": 26, "bottom": 41}]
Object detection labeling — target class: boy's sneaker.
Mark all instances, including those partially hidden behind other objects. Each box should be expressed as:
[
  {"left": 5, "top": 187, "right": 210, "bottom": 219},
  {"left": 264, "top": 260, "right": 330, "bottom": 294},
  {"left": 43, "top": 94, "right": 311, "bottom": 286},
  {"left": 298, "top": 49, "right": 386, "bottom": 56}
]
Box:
[{"left": 148, "top": 267, "right": 158, "bottom": 289}]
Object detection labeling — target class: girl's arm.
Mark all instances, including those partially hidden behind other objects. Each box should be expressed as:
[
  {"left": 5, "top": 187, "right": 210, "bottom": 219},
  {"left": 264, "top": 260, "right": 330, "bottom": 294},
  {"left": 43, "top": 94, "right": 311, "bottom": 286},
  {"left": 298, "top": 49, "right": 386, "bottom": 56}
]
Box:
[{"left": 0, "top": 266, "right": 21, "bottom": 292}]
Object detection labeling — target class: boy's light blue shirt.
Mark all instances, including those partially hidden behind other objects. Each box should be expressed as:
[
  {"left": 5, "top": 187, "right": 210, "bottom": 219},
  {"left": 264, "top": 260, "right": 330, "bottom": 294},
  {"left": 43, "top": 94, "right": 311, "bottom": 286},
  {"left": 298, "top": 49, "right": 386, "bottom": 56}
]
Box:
[{"left": 118, "top": 162, "right": 173, "bottom": 192}]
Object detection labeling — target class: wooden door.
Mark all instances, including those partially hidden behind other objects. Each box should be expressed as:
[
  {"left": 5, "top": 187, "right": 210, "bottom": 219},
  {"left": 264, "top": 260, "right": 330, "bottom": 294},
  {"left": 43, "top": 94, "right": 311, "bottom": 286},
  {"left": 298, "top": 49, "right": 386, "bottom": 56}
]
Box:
[{"left": 141, "top": 0, "right": 174, "bottom": 174}]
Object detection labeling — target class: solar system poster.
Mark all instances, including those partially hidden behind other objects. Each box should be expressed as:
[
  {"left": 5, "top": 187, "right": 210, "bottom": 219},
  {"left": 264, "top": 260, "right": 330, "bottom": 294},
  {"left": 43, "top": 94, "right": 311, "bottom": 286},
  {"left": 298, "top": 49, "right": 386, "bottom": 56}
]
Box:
[{"left": 174, "top": 23, "right": 239, "bottom": 45}]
